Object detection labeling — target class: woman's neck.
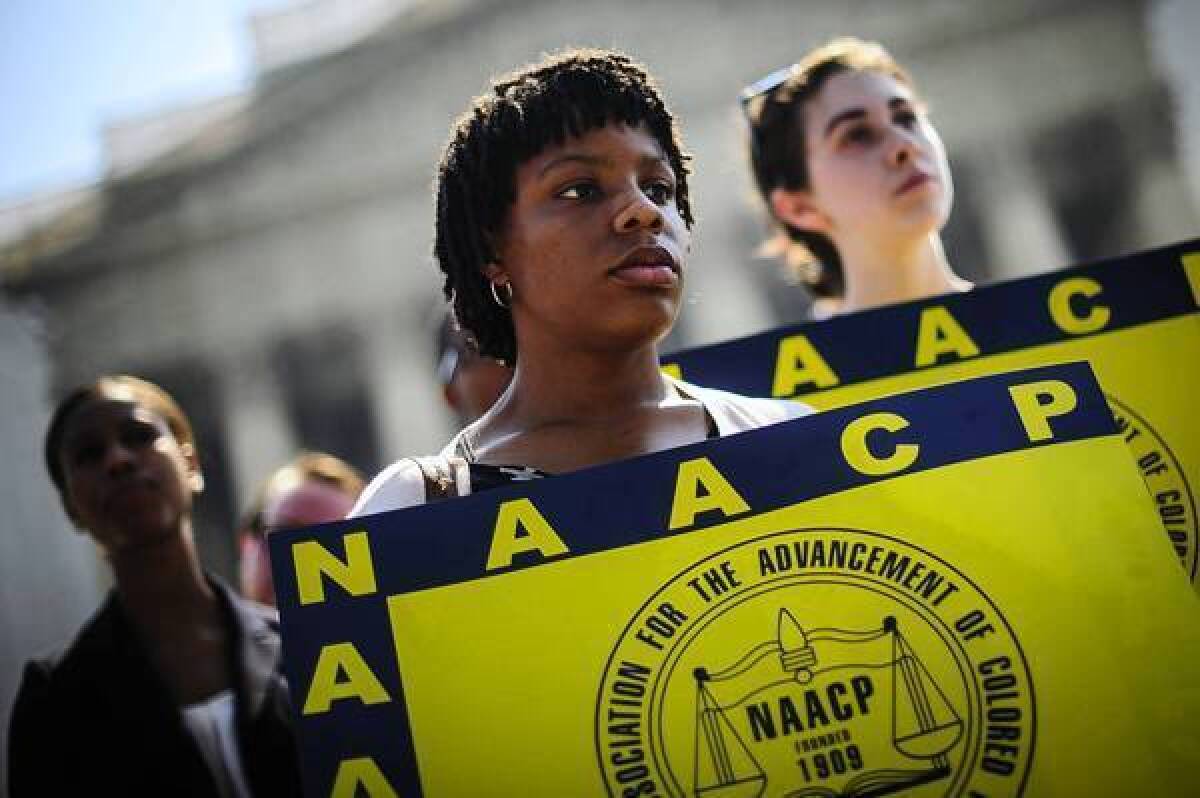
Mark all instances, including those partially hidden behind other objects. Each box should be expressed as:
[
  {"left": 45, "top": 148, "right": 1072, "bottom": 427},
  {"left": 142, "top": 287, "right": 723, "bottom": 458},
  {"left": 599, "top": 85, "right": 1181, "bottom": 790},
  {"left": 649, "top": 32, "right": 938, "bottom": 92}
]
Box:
[
  {"left": 836, "top": 233, "right": 970, "bottom": 315},
  {"left": 470, "top": 335, "right": 710, "bottom": 474},
  {"left": 498, "top": 340, "right": 670, "bottom": 427},
  {"left": 109, "top": 519, "right": 233, "bottom": 705},
  {"left": 109, "top": 520, "right": 217, "bottom": 634}
]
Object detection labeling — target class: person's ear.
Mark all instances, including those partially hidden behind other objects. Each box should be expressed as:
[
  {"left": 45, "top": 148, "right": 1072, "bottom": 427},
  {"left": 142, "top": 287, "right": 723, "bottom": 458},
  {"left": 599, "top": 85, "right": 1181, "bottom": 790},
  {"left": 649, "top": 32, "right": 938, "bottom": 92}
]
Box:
[
  {"left": 443, "top": 383, "right": 462, "bottom": 415},
  {"left": 180, "top": 442, "right": 205, "bottom": 493},
  {"left": 770, "top": 187, "right": 830, "bottom": 236}
]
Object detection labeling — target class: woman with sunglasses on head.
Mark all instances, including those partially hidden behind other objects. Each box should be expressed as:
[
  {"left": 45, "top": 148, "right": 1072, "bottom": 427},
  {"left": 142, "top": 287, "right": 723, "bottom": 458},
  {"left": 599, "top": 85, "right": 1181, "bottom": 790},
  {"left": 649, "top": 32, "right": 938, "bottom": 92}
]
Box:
[
  {"left": 353, "top": 48, "right": 809, "bottom": 514},
  {"left": 743, "top": 37, "right": 971, "bottom": 318},
  {"left": 238, "top": 451, "right": 365, "bottom": 606},
  {"left": 8, "top": 376, "right": 301, "bottom": 798}
]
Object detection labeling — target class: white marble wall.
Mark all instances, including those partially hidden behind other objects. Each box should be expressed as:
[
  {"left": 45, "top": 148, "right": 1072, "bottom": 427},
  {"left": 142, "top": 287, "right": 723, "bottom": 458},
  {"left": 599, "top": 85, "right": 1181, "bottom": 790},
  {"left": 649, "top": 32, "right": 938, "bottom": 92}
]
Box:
[
  {"left": 12, "top": 0, "right": 1194, "bottom": 573},
  {"left": 0, "top": 303, "right": 104, "bottom": 789},
  {"left": 1151, "top": 0, "right": 1200, "bottom": 214}
]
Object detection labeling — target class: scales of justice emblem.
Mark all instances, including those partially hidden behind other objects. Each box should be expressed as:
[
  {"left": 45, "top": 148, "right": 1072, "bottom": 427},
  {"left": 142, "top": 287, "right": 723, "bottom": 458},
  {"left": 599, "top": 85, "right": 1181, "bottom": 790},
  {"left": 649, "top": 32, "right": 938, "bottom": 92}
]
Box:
[{"left": 691, "top": 609, "right": 963, "bottom": 798}]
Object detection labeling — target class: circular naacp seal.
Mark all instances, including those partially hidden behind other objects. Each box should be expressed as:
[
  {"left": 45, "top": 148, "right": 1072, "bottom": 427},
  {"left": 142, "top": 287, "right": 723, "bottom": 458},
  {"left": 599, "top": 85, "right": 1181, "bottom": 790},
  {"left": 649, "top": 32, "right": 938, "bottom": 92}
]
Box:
[
  {"left": 1107, "top": 395, "right": 1198, "bottom": 582},
  {"left": 595, "top": 528, "right": 1035, "bottom": 798}
]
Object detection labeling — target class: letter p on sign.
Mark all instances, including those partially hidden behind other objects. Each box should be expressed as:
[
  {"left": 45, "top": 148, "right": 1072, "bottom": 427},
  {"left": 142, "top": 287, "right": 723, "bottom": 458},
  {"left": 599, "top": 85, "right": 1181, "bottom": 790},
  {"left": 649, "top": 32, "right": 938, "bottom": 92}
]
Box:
[{"left": 1008, "top": 380, "right": 1078, "bottom": 443}]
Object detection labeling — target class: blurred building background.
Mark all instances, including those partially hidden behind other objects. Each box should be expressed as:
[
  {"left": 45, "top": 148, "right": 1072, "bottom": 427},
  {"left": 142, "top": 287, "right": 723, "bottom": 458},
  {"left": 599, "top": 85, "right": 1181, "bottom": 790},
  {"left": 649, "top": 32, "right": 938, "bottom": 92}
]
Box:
[
  {"left": 3, "top": 0, "right": 1198, "bottom": 784},
  {"left": 1, "top": 0, "right": 1197, "bottom": 590},
  {"left": 0, "top": 302, "right": 105, "bottom": 792}
]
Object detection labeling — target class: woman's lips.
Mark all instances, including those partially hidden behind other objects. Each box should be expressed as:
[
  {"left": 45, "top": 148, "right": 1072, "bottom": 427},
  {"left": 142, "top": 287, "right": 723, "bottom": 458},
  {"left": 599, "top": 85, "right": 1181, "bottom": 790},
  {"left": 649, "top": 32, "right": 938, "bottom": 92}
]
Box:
[
  {"left": 104, "top": 480, "right": 157, "bottom": 511},
  {"left": 610, "top": 245, "right": 679, "bottom": 286},
  {"left": 610, "top": 264, "right": 678, "bottom": 286},
  {"left": 895, "top": 172, "right": 933, "bottom": 196}
]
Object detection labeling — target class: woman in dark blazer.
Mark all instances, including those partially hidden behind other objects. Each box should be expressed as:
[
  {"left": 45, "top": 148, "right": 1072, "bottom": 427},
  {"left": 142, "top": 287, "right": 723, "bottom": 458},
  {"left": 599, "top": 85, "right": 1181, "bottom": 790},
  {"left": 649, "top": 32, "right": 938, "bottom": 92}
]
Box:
[{"left": 8, "top": 375, "right": 301, "bottom": 797}]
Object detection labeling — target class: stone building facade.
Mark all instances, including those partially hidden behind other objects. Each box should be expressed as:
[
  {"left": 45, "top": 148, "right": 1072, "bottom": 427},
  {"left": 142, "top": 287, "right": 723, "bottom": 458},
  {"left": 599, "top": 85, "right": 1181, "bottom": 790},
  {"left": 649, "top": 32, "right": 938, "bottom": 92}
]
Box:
[
  {"left": 2, "top": 0, "right": 1195, "bottom": 579},
  {"left": 0, "top": 304, "right": 104, "bottom": 786}
]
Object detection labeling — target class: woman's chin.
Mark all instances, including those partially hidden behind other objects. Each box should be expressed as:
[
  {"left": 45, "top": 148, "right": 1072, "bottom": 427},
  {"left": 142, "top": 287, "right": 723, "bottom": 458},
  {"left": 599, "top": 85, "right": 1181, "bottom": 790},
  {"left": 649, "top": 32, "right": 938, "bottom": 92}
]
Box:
[
  {"left": 888, "top": 189, "right": 950, "bottom": 232},
  {"left": 885, "top": 213, "right": 947, "bottom": 248},
  {"left": 599, "top": 314, "right": 677, "bottom": 356},
  {"left": 101, "top": 517, "right": 181, "bottom": 556}
]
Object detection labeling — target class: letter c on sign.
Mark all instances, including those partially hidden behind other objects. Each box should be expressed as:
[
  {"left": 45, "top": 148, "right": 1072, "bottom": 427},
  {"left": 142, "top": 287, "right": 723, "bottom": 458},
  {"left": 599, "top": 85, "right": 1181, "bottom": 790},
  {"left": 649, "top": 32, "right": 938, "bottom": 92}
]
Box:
[
  {"left": 841, "top": 413, "right": 919, "bottom": 476},
  {"left": 1048, "top": 277, "right": 1110, "bottom": 335}
]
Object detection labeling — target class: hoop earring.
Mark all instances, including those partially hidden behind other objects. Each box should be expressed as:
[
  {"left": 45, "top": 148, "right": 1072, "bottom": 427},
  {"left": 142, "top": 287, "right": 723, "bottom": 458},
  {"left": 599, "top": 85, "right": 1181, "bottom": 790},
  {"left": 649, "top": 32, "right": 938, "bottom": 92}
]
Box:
[{"left": 489, "top": 281, "right": 513, "bottom": 309}]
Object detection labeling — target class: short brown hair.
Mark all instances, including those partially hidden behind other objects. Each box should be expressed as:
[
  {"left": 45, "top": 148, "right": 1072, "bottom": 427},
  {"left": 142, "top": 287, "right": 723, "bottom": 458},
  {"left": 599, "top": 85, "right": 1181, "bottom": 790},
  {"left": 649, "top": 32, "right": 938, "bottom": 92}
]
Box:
[
  {"left": 263, "top": 452, "right": 364, "bottom": 500},
  {"left": 240, "top": 452, "right": 365, "bottom": 538},
  {"left": 44, "top": 375, "right": 197, "bottom": 501}
]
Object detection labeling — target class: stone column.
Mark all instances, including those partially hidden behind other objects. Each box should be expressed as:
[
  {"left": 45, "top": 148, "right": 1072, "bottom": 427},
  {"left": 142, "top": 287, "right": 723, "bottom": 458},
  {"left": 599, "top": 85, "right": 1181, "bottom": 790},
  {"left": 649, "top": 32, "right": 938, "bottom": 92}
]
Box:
[
  {"left": 1131, "top": 156, "right": 1200, "bottom": 246},
  {"left": 973, "top": 142, "right": 1072, "bottom": 279},
  {"left": 668, "top": 111, "right": 781, "bottom": 348},
  {"left": 1150, "top": 0, "right": 1200, "bottom": 213},
  {"left": 0, "top": 304, "right": 105, "bottom": 789},
  {"left": 360, "top": 310, "right": 453, "bottom": 468},
  {"left": 220, "top": 345, "right": 296, "bottom": 511}
]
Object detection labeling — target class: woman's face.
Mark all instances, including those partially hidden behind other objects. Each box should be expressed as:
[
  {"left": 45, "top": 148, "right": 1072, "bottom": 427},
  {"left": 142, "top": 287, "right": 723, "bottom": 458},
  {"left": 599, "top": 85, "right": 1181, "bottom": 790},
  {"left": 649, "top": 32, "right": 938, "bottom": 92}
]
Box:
[
  {"left": 242, "top": 478, "right": 358, "bottom": 606},
  {"left": 491, "top": 122, "right": 689, "bottom": 356},
  {"left": 796, "top": 69, "right": 953, "bottom": 249},
  {"left": 57, "top": 390, "right": 200, "bottom": 555}
]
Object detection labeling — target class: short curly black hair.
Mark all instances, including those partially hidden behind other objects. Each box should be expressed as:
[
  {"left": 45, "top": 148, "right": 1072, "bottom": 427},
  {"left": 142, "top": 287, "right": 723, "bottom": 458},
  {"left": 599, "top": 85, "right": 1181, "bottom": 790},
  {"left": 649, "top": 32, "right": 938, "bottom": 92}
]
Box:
[{"left": 434, "top": 48, "right": 693, "bottom": 365}]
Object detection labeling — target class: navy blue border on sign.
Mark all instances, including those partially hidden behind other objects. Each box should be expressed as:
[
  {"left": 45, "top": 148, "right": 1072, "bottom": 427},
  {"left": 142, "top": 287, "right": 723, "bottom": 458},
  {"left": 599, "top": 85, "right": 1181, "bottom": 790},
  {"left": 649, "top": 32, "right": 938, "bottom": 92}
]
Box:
[
  {"left": 269, "top": 362, "right": 1114, "bottom": 797},
  {"left": 273, "top": 362, "right": 1113, "bottom": 596},
  {"left": 663, "top": 239, "right": 1199, "bottom": 397}
]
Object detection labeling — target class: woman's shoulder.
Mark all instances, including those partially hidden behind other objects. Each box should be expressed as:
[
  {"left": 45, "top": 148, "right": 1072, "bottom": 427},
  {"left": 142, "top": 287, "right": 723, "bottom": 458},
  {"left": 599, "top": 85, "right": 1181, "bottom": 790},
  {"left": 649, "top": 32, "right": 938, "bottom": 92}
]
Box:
[
  {"left": 7, "top": 610, "right": 117, "bottom": 783},
  {"left": 350, "top": 442, "right": 474, "bottom": 518},
  {"left": 349, "top": 459, "right": 429, "bottom": 518},
  {"left": 673, "top": 377, "right": 813, "bottom": 435},
  {"left": 13, "top": 595, "right": 122, "bottom": 698}
]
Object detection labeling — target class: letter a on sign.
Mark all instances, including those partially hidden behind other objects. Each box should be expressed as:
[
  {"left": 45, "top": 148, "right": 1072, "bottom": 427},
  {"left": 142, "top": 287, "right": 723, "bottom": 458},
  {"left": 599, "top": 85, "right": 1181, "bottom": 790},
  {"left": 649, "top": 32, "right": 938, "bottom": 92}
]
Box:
[
  {"left": 669, "top": 457, "right": 751, "bottom": 530},
  {"left": 331, "top": 757, "right": 399, "bottom": 798},
  {"left": 915, "top": 306, "right": 980, "bottom": 368},
  {"left": 772, "top": 334, "right": 840, "bottom": 397},
  {"left": 303, "top": 642, "right": 391, "bottom": 715},
  {"left": 485, "top": 498, "right": 569, "bottom": 571}
]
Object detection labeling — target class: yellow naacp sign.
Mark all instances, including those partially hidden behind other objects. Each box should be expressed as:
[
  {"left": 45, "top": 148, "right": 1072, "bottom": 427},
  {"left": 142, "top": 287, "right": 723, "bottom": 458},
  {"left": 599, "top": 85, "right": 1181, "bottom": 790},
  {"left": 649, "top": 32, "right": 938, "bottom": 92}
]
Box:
[
  {"left": 665, "top": 239, "right": 1200, "bottom": 592},
  {"left": 271, "top": 364, "right": 1199, "bottom": 797}
]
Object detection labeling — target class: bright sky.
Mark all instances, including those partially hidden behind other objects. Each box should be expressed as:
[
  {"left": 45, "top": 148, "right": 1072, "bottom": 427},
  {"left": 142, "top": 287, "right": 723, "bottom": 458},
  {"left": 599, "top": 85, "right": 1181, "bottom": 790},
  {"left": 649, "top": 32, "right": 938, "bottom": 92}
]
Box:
[{"left": 0, "top": 0, "right": 285, "bottom": 203}]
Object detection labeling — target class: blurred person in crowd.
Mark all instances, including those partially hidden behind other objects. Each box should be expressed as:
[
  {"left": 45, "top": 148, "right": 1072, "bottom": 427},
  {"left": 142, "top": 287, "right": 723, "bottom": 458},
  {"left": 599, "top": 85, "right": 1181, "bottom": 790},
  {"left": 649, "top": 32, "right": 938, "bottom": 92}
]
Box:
[
  {"left": 352, "top": 48, "right": 809, "bottom": 516},
  {"left": 8, "top": 376, "right": 301, "bottom": 798},
  {"left": 436, "top": 310, "right": 512, "bottom": 426},
  {"left": 237, "top": 452, "right": 364, "bottom": 606},
  {"left": 743, "top": 37, "right": 972, "bottom": 318}
]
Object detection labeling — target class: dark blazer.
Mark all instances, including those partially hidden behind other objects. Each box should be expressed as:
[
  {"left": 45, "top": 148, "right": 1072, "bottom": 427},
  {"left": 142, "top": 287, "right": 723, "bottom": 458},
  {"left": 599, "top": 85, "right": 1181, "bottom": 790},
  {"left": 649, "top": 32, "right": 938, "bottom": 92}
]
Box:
[{"left": 7, "top": 578, "right": 302, "bottom": 797}]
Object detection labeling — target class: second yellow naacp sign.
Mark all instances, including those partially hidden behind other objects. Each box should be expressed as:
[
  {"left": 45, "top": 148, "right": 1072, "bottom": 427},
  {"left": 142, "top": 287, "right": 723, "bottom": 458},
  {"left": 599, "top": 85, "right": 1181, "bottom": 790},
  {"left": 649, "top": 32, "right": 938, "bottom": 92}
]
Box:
[{"left": 665, "top": 239, "right": 1200, "bottom": 591}]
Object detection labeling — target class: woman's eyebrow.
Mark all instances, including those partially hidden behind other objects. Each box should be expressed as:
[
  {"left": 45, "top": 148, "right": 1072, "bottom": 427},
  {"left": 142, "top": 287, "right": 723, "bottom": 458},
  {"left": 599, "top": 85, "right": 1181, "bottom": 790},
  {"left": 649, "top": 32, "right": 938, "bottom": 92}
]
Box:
[
  {"left": 638, "top": 152, "right": 671, "bottom": 172},
  {"left": 63, "top": 429, "right": 98, "bottom": 453},
  {"left": 538, "top": 152, "right": 609, "bottom": 178},
  {"left": 538, "top": 151, "right": 668, "bottom": 178},
  {"left": 824, "top": 96, "right": 915, "bottom": 138},
  {"left": 823, "top": 108, "right": 866, "bottom": 138}
]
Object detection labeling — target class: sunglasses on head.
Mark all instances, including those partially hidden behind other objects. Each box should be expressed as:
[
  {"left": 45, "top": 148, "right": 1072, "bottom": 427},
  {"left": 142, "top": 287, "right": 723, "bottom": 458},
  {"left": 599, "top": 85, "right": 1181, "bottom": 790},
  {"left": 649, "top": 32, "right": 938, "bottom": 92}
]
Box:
[{"left": 739, "top": 64, "right": 798, "bottom": 120}]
